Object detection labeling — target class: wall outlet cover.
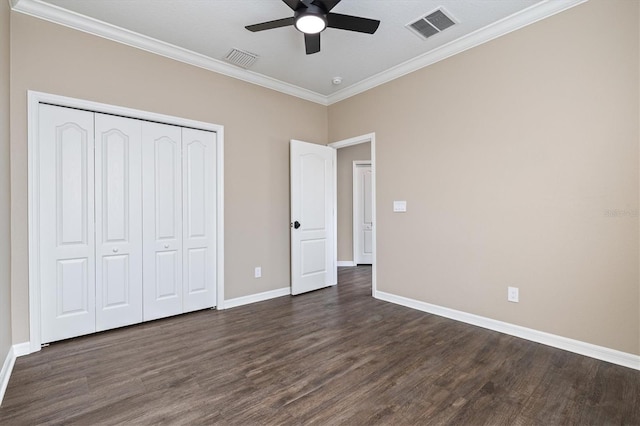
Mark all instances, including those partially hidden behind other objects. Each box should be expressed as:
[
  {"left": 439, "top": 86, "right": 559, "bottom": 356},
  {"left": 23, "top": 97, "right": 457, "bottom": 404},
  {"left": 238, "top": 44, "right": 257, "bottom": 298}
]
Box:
[{"left": 393, "top": 201, "right": 407, "bottom": 212}]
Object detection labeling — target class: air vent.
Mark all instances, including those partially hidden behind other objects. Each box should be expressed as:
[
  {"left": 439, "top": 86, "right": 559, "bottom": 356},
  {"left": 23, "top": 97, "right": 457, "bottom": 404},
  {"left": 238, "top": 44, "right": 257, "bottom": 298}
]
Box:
[
  {"left": 407, "top": 8, "right": 456, "bottom": 40},
  {"left": 224, "top": 48, "right": 258, "bottom": 69}
]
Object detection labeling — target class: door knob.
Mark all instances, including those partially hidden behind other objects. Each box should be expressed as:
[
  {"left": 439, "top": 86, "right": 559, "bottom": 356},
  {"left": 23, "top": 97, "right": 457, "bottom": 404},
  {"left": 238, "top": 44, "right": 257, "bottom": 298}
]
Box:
[
  {"left": 164, "top": 244, "right": 170, "bottom": 248},
  {"left": 112, "top": 248, "right": 119, "bottom": 253},
  {"left": 292, "top": 221, "right": 301, "bottom": 229}
]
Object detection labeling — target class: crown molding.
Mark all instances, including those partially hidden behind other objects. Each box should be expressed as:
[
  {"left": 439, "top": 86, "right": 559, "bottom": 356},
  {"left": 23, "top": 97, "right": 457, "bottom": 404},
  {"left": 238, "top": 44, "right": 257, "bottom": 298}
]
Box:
[
  {"left": 11, "top": 0, "right": 329, "bottom": 105},
  {"left": 12, "top": 0, "right": 588, "bottom": 107},
  {"left": 326, "top": 0, "right": 588, "bottom": 105}
]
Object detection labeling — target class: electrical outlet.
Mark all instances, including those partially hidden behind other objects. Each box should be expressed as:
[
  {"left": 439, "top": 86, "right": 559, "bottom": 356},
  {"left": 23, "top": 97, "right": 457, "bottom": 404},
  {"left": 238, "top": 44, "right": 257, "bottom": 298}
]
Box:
[
  {"left": 254, "top": 267, "right": 262, "bottom": 278},
  {"left": 508, "top": 286, "right": 519, "bottom": 303}
]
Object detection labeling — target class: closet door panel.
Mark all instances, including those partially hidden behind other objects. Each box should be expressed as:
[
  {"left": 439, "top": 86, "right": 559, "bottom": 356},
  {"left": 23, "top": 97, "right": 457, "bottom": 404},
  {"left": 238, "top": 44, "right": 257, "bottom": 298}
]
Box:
[
  {"left": 39, "top": 104, "right": 96, "bottom": 343},
  {"left": 182, "top": 128, "right": 216, "bottom": 312},
  {"left": 142, "top": 122, "right": 183, "bottom": 321},
  {"left": 95, "top": 114, "right": 143, "bottom": 331}
]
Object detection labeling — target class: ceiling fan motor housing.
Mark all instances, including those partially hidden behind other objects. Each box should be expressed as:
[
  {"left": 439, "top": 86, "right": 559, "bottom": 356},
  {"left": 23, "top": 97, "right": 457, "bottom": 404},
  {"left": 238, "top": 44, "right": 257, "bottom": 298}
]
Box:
[{"left": 294, "top": 4, "right": 328, "bottom": 34}]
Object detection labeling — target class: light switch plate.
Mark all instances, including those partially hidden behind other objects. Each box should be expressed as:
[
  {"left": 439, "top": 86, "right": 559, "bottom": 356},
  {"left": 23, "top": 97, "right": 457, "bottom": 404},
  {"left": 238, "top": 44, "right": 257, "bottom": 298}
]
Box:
[{"left": 393, "top": 201, "right": 407, "bottom": 212}]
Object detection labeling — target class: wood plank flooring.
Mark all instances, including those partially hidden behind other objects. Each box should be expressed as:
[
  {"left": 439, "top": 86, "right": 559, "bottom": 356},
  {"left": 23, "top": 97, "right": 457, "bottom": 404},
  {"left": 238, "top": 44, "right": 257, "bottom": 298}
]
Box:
[{"left": 1, "top": 266, "right": 639, "bottom": 425}]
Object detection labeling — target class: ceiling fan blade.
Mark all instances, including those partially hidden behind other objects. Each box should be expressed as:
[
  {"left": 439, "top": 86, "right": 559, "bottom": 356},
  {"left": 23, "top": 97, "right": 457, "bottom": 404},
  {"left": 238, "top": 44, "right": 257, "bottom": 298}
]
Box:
[
  {"left": 304, "top": 33, "right": 321, "bottom": 54},
  {"left": 282, "top": 0, "right": 303, "bottom": 10},
  {"left": 245, "top": 17, "right": 295, "bottom": 32},
  {"left": 327, "top": 13, "right": 380, "bottom": 34},
  {"left": 312, "top": 0, "right": 341, "bottom": 12}
]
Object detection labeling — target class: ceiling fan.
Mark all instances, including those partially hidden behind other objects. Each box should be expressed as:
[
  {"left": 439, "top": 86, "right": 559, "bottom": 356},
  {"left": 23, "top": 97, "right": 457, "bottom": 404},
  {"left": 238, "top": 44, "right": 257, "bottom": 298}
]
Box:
[{"left": 245, "top": 0, "right": 380, "bottom": 55}]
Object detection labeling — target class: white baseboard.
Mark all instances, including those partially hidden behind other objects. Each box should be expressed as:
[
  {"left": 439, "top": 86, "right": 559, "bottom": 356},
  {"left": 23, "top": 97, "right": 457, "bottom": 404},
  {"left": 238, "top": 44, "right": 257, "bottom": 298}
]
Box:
[
  {"left": 375, "top": 291, "right": 640, "bottom": 371},
  {"left": 13, "top": 342, "right": 30, "bottom": 357},
  {"left": 0, "top": 347, "right": 15, "bottom": 406},
  {"left": 224, "top": 287, "right": 291, "bottom": 309},
  {"left": 337, "top": 261, "right": 355, "bottom": 267},
  {"left": 0, "top": 342, "right": 31, "bottom": 406}
]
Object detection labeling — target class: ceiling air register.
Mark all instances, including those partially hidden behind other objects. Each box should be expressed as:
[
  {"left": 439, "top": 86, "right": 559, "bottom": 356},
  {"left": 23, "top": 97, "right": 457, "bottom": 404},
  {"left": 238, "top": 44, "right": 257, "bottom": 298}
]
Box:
[{"left": 407, "top": 9, "right": 456, "bottom": 40}]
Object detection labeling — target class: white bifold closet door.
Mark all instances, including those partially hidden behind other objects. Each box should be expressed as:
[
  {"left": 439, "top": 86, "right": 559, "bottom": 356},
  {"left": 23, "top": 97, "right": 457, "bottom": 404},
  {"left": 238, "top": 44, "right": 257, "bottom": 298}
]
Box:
[
  {"left": 142, "top": 122, "right": 183, "bottom": 321},
  {"left": 39, "top": 104, "right": 217, "bottom": 343},
  {"left": 39, "top": 105, "right": 96, "bottom": 343},
  {"left": 94, "top": 114, "right": 143, "bottom": 331},
  {"left": 142, "top": 123, "right": 216, "bottom": 321},
  {"left": 181, "top": 128, "right": 217, "bottom": 313}
]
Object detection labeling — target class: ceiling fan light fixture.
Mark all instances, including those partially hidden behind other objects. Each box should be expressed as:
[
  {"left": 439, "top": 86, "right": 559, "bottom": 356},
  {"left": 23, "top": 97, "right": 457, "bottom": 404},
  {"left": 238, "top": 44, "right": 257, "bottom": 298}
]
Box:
[
  {"left": 295, "top": 14, "right": 327, "bottom": 34},
  {"left": 245, "top": 0, "right": 380, "bottom": 54}
]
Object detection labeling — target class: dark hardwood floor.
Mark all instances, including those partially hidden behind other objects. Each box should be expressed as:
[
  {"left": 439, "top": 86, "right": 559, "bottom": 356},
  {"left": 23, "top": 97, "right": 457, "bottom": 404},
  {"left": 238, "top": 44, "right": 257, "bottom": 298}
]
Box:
[{"left": 1, "top": 266, "right": 639, "bottom": 425}]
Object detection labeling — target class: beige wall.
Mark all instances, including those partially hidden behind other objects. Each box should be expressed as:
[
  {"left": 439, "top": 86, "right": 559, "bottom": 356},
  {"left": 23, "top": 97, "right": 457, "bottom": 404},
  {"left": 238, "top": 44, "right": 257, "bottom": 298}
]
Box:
[
  {"left": 336, "top": 142, "right": 371, "bottom": 262},
  {"left": 1, "top": 0, "right": 12, "bottom": 362},
  {"left": 6, "top": 0, "right": 640, "bottom": 357},
  {"left": 329, "top": 0, "right": 640, "bottom": 355},
  {"left": 9, "top": 12, "right": 328, "bottom": 343}
]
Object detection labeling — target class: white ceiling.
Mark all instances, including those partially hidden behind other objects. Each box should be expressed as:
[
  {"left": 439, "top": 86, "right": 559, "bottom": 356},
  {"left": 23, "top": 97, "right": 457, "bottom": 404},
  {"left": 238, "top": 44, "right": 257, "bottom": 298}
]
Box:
[{"left": 14, "top": 0, "right": 586, "bottom": 104}]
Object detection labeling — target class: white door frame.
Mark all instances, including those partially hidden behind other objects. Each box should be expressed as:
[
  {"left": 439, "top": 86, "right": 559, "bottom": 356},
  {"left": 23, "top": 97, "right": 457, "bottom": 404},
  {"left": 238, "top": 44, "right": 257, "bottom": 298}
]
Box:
[
  {"left": 328, "top": 133, "right": 376, "bottom": 296},
  {"left": 352, "top": 161, "right": 372, "bottom": 265},
  {"left": 27, "top": 90, "right": 225, "bottom": 353}
]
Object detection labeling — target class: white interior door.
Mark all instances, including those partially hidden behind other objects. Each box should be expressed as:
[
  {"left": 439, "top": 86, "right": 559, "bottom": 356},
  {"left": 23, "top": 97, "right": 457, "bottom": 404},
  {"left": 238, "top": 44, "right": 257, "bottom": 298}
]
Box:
[
  {"left": 182, "top": 128, "right": 216, "bottom": 312},
  {"left": 95, "top": 114, "right": 143, "bottom": 331},
  {"left": 39, "top": 104, "right": 96, "bottom": 343},
  {"left": 142, "top": 121, "right": 183, "bottom": 321},
  {"left": 353, "top": 162, "right": 373, "bottom": 265},
  {"left": 290, "top": 140, "right": 336, "bottom": 295}
]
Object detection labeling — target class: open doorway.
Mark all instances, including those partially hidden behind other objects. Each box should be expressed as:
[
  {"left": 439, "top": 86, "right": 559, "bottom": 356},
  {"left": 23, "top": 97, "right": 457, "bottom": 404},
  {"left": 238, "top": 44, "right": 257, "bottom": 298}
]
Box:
[
  {"left": 329, "top": 133, "right": 376, "bottom": 297},
  {"left": 353, "top": 161, "right": 372, "bottom": 265}
]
